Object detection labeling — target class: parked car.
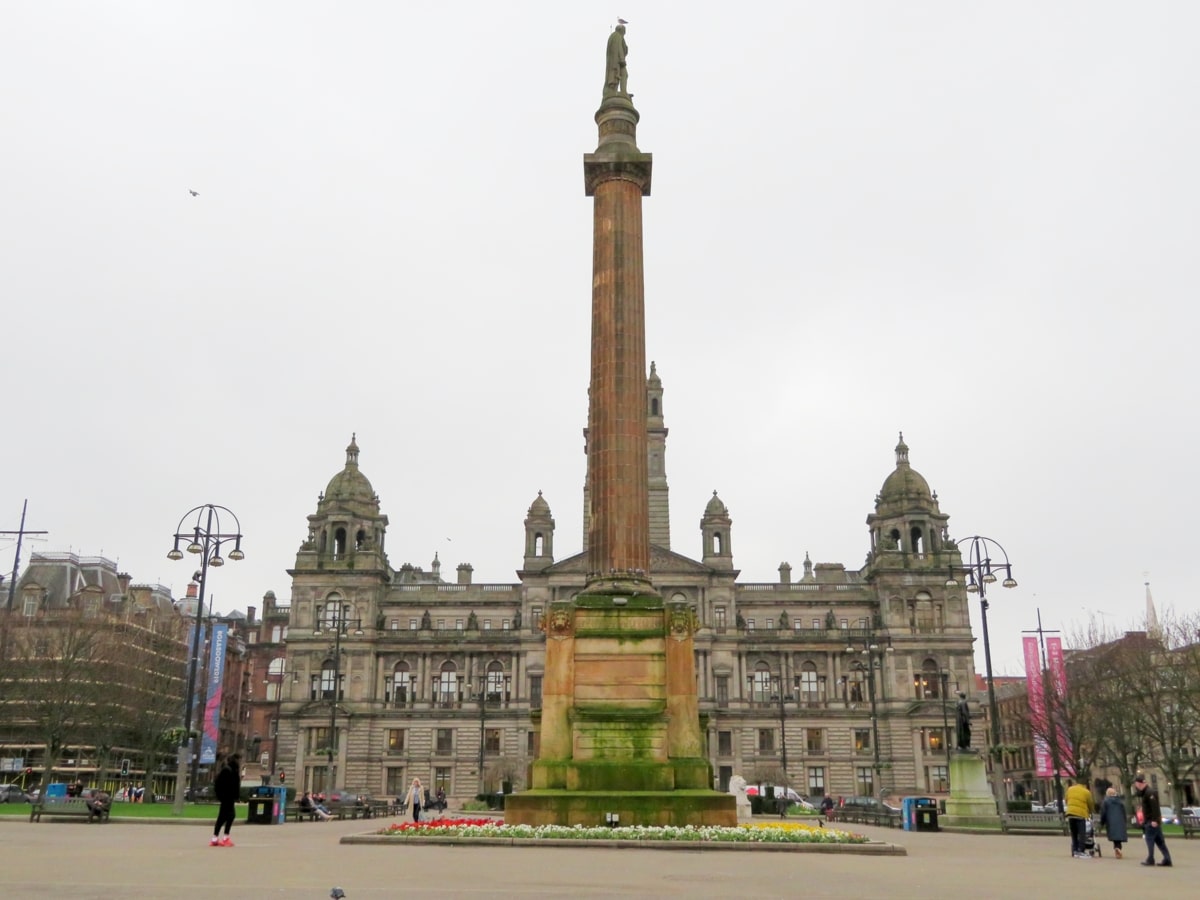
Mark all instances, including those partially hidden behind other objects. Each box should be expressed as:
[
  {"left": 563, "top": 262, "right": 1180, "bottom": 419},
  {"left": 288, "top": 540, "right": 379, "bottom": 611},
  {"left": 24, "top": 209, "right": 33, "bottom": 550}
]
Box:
[
  {"left": 326, "top": 789, "right": 374, "bottom": 813},
  {"left": 745, "top": 785, "right": 805, "bottom": 804},
  {"left": 1179, "top": 806, "right": 1199, "bottom": 818},
  {"left": 0, "top": 784, "right": 32, "bottom": 803},
  {"left": 841, "top": 796, "right": 899, "bottom": 817},
  {"left": 1160, "top": 806, "right": 1176, "bottom": 825}
]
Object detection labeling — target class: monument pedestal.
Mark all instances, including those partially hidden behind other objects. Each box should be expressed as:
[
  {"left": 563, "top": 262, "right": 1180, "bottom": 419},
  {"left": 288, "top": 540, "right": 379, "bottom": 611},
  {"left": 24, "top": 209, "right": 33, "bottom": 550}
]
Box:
[{"left": 941, "top": 751, "right": 1000, "bottom": 828}]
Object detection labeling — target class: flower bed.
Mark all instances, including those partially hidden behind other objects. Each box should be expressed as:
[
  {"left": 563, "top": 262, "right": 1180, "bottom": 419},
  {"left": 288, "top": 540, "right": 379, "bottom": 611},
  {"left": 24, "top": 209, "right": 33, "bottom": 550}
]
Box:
[{"left": 379, "top": 817, "right": 866, "bottom": 844}]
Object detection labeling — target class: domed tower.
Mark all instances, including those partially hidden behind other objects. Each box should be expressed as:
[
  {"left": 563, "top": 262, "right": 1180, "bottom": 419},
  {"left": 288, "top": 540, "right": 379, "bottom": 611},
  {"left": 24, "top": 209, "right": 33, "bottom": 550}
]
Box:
[
  {"left": 522, "top": 491, "right": 555, "bottom": 572},
  {"left": 866, "top": 433, "right": 949, "bottom": 560},
  {"left": 295, "top": 434, "right": 390, "bottom": 573},
  {"left": 700, "top": 490, "right": 734, "bottom": 570}
]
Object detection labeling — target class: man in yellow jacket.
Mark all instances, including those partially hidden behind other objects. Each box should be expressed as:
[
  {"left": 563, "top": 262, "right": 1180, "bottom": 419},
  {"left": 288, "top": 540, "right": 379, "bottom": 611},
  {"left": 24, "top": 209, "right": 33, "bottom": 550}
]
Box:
[{"left": 1065, "top": 779, "right": 1096, "bottom": 858}]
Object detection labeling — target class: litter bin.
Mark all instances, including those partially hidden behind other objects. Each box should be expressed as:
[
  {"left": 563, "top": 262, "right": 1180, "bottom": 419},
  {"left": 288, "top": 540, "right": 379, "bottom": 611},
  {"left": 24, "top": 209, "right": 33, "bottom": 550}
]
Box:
[
  {"left": 246, "top": 784, "right": 286, "bottom": 825},
  {"left": 916, "top": 807, "right": 939, "bottom": 831}
]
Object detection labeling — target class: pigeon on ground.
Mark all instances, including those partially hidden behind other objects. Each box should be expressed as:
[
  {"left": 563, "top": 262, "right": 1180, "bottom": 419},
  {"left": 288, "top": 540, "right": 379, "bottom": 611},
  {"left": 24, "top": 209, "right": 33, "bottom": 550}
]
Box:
[{"left": 330, "top": 889, "right": 346, "bottom": 900}]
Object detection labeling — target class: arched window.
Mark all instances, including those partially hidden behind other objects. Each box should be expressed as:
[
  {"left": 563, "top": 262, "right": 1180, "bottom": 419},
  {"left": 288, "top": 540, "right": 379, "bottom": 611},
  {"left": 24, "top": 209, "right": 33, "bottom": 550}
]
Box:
[
  {"left": 750, "top": 662, "right": 773, "bottom": 706},
  {"left": 355, "top": 529, "right": 366, "bottom": 550},
  {"left": 799, "top": 662, "right": 821, "bottom": 706},
  {"left": 268, "top": 657, "right": 285, "bottom": 676},
  {"left": 318, "top": 658, "right": 341, "bottom": 701},
  {"left": 713, "top": 532, "right": 723, "bottom": 554},
  {"left": 848, "top": 664, "right": 866, "bottom": 703},
  {"left": 915, "top": 658, "right": 941, "bottom": 699},
  {"left": 534, "top": 533, "right": 544, "bottom": 556},
  {"left": 334, "top": 527, "right": 347, "bottom": 559},
  {"left": 319, "top": 593, "right": 347, "bottom": 630},
  {"left": 391, "top": 662, "right": 413, "bottom": 707},
  {"left": 434, "top": 661, "right": 459, "bottom": 708},
  {"left": 651, "top": 398, "right": 659, "bottom": 416},
  {"left": 910, "top": 525, "right": 924, "bottom": 555},
  {"left": 485, "top": 661, "right": 507, "bottom": 704}
]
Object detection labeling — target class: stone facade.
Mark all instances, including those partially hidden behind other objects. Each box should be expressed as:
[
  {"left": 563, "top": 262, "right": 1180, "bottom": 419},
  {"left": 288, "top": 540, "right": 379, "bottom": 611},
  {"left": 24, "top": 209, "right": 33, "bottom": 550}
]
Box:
[{"left": 271, "top": 406, "right": 979, "bottom": 805}]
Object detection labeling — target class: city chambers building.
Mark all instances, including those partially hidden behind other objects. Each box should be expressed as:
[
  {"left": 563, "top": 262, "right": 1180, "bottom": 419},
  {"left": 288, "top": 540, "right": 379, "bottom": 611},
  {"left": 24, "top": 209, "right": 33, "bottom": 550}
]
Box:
[{"left": 274, "top": 383, "right": 980, "bottom": 805}]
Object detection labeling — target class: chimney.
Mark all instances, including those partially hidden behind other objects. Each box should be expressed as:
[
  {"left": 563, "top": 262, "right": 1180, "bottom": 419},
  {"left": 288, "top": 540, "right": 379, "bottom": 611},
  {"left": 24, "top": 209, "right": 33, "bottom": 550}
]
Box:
[
  {"left": 118, "top": 572, "right": 132, "bottom": 594},
  {"left": 246, "top": 605, "right": 257, "bottom": 625},
  {"left": 186, "top": 582, "right": 199, "bottom": 600},
  {"left": 778, "top": 562, "right": 792, "bottom": 585},
  {"left": 262, "top": 590, "right": 276, "bottom": 616},
  {"left": 456, "top": 563, "right": 473, "bottom": 585}
]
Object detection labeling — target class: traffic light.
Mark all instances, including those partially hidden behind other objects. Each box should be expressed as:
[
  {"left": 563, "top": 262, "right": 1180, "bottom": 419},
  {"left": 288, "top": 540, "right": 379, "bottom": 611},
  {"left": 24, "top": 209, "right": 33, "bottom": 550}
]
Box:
[
  {"left": 120, "top": 758, "right": 130, "bottom": 778},
  {"left": 24, "top": 768, "right": 32, "bottom": 777},
  {"left": 279, "top": 770, "right": 285, "bottom": 783}
]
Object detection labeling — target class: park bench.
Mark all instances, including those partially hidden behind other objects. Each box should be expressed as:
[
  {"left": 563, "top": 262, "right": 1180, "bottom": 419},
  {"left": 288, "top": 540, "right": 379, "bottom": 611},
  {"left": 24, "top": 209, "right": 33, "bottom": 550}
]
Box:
[
  {"left": 1000, "top": 812, "right": 1067, "bottom": 834},
  {"left": 285, "top": 803, "right": 324, "bottom": 822},
  {"left": 836, "top": 808, "right": 901, "bottom": 828},
  {"left": 1181, "top": 814, "right": 1199, "bottom": 838},
  {"left": 30, "top": 797, "right": 110, "bottom": 824}
]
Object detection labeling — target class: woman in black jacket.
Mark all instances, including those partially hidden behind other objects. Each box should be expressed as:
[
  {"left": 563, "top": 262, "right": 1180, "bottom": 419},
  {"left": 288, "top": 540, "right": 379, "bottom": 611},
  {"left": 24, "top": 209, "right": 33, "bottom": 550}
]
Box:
[
  {"left": 210, "top": 754, "right": 241, "bottom": 847},
  {"left": 1099, "top": 787, "right": 1128, "bottom": 858}
]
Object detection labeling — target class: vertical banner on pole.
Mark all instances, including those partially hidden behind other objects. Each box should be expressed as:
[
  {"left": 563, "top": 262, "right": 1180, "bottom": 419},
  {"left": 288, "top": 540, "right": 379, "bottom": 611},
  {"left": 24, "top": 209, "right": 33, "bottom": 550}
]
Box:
[
  {"left": 1045, "top": 637, "right": 1073, "bottom": 775},
  {"left": 200, "top": 624, "right": 228, "bottom": 765},
  {"left": 1023, "top": 637, "right": 1052, "bottom": 777}
]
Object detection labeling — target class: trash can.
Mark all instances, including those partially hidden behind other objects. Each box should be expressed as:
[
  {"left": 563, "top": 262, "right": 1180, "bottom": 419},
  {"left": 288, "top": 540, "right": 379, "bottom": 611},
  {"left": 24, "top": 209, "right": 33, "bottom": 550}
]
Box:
[
  {"left": 916, "top": 807, "right": 939, "bottom": 831},
  {"left": 246, "top": 785, "right": 286, "bottom": 825}
]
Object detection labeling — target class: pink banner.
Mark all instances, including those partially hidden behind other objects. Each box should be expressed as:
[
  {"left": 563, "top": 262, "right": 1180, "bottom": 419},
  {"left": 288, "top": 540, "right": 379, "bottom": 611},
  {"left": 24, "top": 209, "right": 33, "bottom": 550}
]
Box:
[
  {"left": 1023, "top": 637, "right": 1053, "bottom": 777},
  {"left": 1046, "top": 637, "right": 1074, "bottom": 776}
]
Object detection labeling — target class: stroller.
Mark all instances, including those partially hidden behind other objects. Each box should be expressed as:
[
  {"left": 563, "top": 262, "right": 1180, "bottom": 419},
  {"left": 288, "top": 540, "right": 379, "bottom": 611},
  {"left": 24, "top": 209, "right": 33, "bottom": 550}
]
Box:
[{"left": 1081, "top": 816, "right": 1101, "bottom": 858}]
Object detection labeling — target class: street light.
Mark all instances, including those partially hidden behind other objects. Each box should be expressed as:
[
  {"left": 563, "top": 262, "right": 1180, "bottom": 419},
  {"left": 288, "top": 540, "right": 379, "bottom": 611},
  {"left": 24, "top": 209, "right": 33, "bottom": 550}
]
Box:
[
  {"left": 263, "top": 658, "right": 292, "bottom": 782},
  {"left": 944, "top": 534, "right": 1017, "bottom": 812},
  {"left": 313, "top": 608, "right": 363, "bottom": 790},
  {"left": 166, "top": 504, "right": 244, "bottom": 815},
  {"left": 769, "top": 689, "right": 793, "bottom": 796},
  {"left": 845, "top": 637, "right": 894, "bottom": 795}
]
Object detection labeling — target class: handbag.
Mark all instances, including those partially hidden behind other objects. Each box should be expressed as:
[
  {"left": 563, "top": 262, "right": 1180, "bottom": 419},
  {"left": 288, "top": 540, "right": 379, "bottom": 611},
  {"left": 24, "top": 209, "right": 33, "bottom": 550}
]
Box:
[{"left": 1135, "top": 807, "right": 1145, "bottom": 825}]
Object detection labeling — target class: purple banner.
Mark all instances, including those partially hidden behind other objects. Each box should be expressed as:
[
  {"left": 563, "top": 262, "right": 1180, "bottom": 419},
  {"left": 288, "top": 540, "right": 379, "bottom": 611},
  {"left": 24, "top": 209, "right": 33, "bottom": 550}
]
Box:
[{"left": 200, "top": 624, "right": 228, "bottom": 765}]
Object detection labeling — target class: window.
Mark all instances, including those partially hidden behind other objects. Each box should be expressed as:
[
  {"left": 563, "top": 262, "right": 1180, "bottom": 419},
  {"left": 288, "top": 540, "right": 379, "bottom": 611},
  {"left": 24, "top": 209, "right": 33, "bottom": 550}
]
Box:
[
  {"left": 806, "top": 728, "right": 824, "bottom": 754},
  {"left": 529, "top": 675, "right": 543, "bottom": 709},
  {"left": 856, "top": 767, "right": 874, "bottom": 796},
  {"left": 746, "top": 618, "right": 755, "bottom": 631},
  {"left": 799, "top": 663, "right": 821, "bottom": 706},
  {"left": 486, "top": 662, "right": 507, "bottom": 703},
  {"left": 437, "top": 619, "right": 445, "bottom": 630},
  {"left": 914, "top": 658, "right": 941, "bottom": 699},
  {"left": 531, "top": 607, "right": 542, "bottom": 631},
  {"left": 307, "top": 727, "right": 330, "bottom": 753},
  {"left": 485, "top": 728, "right": 502, "bottom": 756},
  {"left": 271, "top": 625, "right": 283, "bottom": 642},
  {"left": 456, "top": 618, "right": 464, "bottom": 631},
  {"left": 409, "top": 618, "right": 418, "bottom": 630},
  {"left": 22, "top": 592, "right": 38, "bottom": 616},
  {"left": 387, "top": 729, "right": 405, "bottom": 752},
  {"left": 765, "top": 617, "right": 775, "bottom": 630},
  {"left": 715, "top": 675, "right": 730, "bottom": 708},
  {"left": 812, "top": 618, "right": 821, "bottom": 630},
  {"left": 434, "top": 766, "right": 451, "bottom": 795},
  {"left": 527, "top": 730, "right": 540, "bottom": 757},
  {"left": 390, "top": 619, "right": 399, "bottom": 630},
  {"left": 750, "top": 665, "right": 773, "bottom": 706},
  {"left": 854, "top": 729, "right": 872, "bottom": 753},
  {"left": 758, "top": 728, "right": 775, "bottom": 753},
  {"left": 307, "top": 765, "right": 330, "bottom": 793},
  {"left": 386, "top": 768, "right": 407, "bottom": 794},
  {"left": 316, "top": 660, "right": 343, "bottom": 701},
  {"left": 391, "top": 663, "right": 414, "bottom": 706},
  {"left": 717, "top": 731, "right": 732, "bottom": 756},
  {"left": 714, "top": 606, "right": 727, "bottom": 632},
  {"left": 435, "top": 663, "right": 459, "bottom": 707},
  {"left": 848, "top": 666, "right": 866, "bottom": 703},
  {"left": 924, "top": 727, "right": 945, "bottom": 753},
  {"left": 926, "top": 765, "right": 949, "bottom": 792},
  {"left": 483, "top": 619, "right": 492, "bottom": 630},
  {"left": 502, "top": 619, "right": 510, "bottom": 630},
  {"left": 794, "top": 620, "right": 802, "bottom": 632},
  {"left": 808, "top": 767, "right": 826, "bottom": 795},
  {"left": 435, "top": 728, "right": 453, "bottom": 755}
]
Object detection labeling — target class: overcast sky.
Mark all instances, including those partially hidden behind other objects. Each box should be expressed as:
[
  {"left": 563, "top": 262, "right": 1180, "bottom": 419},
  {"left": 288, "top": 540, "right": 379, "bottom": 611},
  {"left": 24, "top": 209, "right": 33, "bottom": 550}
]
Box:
[{"left": 3, "top": 2, "right": 1197, "bottom": 675}]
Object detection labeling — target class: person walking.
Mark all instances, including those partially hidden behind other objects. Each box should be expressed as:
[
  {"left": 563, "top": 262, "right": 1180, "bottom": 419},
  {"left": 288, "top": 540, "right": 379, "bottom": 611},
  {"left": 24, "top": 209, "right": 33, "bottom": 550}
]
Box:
[
  {"left": 1133, "top": 774, "right": 1172, "bottom": 866},
  {"left": 210, "top": 754, "right": 241, "bottom": 847},
  {"left": 407, "top": 777, "right": 424, "bottom": 824},
  {"left": 1099, "top": 786, "right": 1128, "bottom": 859},
  {"left": 1065, "top": 778, "right": 1096, "bottom": 859}
]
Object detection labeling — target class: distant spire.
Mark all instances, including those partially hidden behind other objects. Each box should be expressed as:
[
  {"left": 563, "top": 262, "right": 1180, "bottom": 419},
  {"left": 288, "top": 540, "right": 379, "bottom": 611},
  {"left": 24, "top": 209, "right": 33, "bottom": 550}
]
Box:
[
  {"left": 346, "top": 433, "right": 360, "bottom": 466},
  {"left": 1145, "top": 581, "right": 1161, "bottom": 640},
  {"left": 895, "top": 432, "right": 909, "bottom": 466}
]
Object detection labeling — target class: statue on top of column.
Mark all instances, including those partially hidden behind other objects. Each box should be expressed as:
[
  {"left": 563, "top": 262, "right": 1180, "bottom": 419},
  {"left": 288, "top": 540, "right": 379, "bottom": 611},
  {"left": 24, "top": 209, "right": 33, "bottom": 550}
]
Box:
[{"left": 604, "top": 20, "right": 630, "bottom": 98}]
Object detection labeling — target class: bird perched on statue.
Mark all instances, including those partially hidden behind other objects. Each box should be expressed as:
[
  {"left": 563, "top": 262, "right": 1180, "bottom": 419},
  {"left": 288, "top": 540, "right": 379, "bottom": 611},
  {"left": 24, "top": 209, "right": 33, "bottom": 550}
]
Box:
[
  {"left": 189, "top": 189, "right": 199, "bottom": 196},
  {"left": 617, "top": 18, "right": 628, "bottom": 24}
]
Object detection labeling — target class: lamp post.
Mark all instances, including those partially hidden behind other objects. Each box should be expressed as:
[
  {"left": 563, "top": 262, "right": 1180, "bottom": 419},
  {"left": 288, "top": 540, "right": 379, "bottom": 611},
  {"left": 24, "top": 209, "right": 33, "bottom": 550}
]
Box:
[
  {"left": 264, "top": 658, "right": 288, "bottom": 781},
  {"left": 770, "top": 689, "right": 793, "bottom": 791},
  {"left": 845, "top": 637, "right": 893, "bottom": 796},
  {"left": 940, "top": 671, "right": 952, "bottom": 770},
  {"left": 166, "top": 504, "right": 244, "bottom": 815},
  {"left": 313, "top": 609, "right": 362, "bottom": 791},
  {"left": 944, "top": 534, "right": 1017, "bottom": 813},
  {"left": 475, "top": 683, "right": 490, "bottom": 798}
]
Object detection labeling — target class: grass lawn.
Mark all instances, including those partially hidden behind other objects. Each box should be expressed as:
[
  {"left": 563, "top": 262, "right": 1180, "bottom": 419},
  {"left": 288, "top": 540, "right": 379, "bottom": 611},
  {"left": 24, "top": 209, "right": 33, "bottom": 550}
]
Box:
[{"left": 1, "top": 802, "right": 231, "bottom": 820}]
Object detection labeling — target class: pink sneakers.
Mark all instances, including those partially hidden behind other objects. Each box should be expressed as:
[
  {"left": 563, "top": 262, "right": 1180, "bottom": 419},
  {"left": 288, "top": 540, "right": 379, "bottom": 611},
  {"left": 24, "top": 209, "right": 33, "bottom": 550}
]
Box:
[
  {"left": 209, "top": 837, "right": 220, "bottom": 846},
  {"left": 218, "top": 837, "right": 234, "bottom": 847}
]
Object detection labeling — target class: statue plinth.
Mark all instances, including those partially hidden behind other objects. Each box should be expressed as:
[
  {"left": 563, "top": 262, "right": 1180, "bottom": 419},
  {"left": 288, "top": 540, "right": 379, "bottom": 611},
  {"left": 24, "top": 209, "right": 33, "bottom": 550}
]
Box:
[{"left": 940, "top": 750, "right": 1001, "bottom": 829}]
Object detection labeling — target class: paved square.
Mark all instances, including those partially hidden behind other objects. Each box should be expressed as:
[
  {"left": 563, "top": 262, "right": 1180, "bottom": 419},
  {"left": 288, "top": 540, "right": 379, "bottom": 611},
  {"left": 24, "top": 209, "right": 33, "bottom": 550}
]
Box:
[{"left": 0, "top": 818, "right": 1191, "bottom": 898}]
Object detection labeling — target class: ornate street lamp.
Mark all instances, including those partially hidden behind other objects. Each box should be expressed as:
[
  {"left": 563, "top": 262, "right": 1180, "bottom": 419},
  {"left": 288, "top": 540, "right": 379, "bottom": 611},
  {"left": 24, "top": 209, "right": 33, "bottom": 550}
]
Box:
[
  {"left": 844, "top": 637, "right": 894, "bottom": 796},
  {"left": 166, "top": 504, "right": 244, "bottom": 815},
  {"left": 945, "top": 534, "right": 1017, "bottom": 811}
]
